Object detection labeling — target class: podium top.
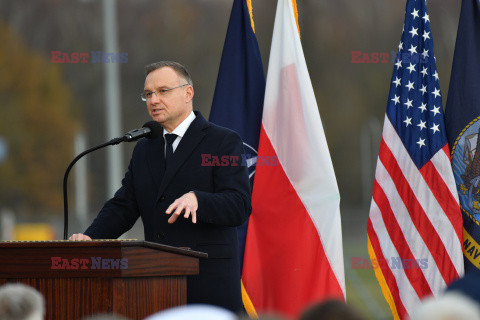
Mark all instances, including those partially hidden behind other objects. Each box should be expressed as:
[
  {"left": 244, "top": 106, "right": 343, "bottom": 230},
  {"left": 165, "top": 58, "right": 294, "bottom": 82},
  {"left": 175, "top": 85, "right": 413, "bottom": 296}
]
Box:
[
  {"left": 0, "top": 240, "right": 206, "bottom": 279},
  {"left": 0, "top": 240, "right": 207, "bottom": 258}
]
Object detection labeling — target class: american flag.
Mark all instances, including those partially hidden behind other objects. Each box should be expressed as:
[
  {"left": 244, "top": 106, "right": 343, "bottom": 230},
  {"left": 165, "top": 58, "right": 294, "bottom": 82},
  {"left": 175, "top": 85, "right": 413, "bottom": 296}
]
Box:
[{"left": 367, "top": 0, "right": 464, "bottom": 319}]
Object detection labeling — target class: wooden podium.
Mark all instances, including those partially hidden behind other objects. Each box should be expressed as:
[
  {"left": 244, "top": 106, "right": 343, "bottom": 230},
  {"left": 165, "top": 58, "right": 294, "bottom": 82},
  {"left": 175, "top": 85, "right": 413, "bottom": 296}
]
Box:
[{"left": 0, "top": 240, "right": 207, "bottom": 320}]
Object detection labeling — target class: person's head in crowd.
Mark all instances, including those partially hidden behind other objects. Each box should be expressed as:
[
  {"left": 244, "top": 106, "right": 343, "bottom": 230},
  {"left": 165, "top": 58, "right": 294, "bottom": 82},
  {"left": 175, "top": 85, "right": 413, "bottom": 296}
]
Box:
[
  {"left": 143, "top": 304, "right": 236, "bottom": 320},
  {"left": 299, "top": 299, "right": 364, "bottom": 320},
  {"left": 409, "top": 292, "right": 480, "bottom": 320},
  {"left": 0, "top": 283, "right": 44, "bottom": 320},
  {"left": 236, "top": 313, "right": 286, "bottom": 320},
  {"left": 446, "top": 270, "right": 480, "bottom": 304}
]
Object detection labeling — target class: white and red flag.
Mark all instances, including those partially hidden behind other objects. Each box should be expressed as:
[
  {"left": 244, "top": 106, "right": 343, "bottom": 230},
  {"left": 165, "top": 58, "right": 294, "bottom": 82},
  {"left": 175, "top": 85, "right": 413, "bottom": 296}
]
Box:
[{"left": 242, "top": 0, "right": 345, "bottom": 317}]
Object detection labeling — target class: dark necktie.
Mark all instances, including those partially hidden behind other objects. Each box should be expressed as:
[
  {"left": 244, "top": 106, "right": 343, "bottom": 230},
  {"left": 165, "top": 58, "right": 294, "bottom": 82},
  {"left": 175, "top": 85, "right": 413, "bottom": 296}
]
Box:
[{"left": 165, "top": 133, "right": 178, "bottom": 168}]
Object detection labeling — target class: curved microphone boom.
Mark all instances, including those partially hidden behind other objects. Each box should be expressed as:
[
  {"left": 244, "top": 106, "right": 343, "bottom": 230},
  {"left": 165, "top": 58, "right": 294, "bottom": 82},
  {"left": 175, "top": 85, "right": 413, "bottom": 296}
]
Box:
[{"left": 63, "top": 121, "right": 162, "bottom": 240}]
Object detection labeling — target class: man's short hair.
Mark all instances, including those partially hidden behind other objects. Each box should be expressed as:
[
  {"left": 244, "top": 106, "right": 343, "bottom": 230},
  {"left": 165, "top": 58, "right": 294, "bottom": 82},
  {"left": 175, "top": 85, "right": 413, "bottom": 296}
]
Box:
[
  {"left": 0, "top": 283, "right": 45, "bottom": 320},
  {"left": 144, "top": 61, "right": 193, "bottom": 86},
  {"left": 300, "top": 299, "right": 364, "bottom": 320}
]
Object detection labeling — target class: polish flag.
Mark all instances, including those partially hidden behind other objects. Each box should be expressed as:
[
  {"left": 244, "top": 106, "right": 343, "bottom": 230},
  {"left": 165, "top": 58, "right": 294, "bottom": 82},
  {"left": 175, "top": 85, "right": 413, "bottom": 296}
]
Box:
[{"left": 242, "top": 0, "right": 345, "bottom": 318}]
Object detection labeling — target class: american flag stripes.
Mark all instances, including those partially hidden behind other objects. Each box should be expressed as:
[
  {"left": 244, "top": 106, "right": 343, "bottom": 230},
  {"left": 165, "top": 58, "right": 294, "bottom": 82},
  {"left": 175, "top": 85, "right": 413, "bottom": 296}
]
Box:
[{"left": 367, "top": 0, "right": 464, "bottom": 319}]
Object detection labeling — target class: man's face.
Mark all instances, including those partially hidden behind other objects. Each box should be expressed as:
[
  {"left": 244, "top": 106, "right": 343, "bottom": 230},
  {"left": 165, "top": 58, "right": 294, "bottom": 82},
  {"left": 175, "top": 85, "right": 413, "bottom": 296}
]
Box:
[{"left": 144, "top": 67, "right": 194, "bottom": 132}]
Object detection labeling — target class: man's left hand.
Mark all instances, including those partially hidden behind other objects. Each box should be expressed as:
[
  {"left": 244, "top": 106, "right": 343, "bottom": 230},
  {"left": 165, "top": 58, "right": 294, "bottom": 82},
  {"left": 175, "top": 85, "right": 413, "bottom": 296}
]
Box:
[{"left": 166, "top": 191, "right": 198, "bottom": 224}]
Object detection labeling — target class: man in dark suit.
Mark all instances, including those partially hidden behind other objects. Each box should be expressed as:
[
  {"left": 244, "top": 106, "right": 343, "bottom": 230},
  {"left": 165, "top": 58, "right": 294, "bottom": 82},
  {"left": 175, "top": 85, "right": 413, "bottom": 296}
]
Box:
[{"left": 69, "top": 61, "right": 252, "bottom": 312}]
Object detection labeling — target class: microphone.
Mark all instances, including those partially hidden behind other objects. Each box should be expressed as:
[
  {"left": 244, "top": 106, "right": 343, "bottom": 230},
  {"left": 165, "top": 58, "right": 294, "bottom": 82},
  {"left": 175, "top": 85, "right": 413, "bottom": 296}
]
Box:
[
  {"left": 63, "top": 121, "right": 163, "bottom": 240},
  {"left": 123, "top": 121, "right": 163, "bottom": 142}
]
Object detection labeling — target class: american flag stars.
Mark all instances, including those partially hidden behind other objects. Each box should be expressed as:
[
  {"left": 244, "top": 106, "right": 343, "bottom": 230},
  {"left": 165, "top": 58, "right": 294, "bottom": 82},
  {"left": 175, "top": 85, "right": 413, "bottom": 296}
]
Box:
[
  {"left": 422, "top": 12, "right": 430, "bottom": 23},
  {"left": 422, "top": 31, "right": 430, "bottom": 41},
  {"left": 421, "top": 66, "right": 428, "bottom": 77},
  {"left": 409, "top": 26, "right": 419, "bottom": 37},
  {"left": 406, "top": 62, "right": 416, "bottom": 73},
  {"left": 408, "top": 44, "right": 417, "bottom": 54},
  {"left": 386, "top": 0, "right": 446, "bottom": 166}
]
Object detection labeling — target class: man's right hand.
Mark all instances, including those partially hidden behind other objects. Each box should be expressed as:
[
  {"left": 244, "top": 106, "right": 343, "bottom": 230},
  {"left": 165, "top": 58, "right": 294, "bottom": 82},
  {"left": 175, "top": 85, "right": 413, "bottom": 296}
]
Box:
[{"left": 69, "top": 233, "right": 92, "bottom": 241}]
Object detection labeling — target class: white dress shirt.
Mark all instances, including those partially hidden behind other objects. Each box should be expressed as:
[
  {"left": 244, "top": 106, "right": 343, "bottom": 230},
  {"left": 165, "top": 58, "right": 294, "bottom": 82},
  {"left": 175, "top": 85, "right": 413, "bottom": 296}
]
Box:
[{"left": 163, "top": 111, "right": 196, "bottom": 154}]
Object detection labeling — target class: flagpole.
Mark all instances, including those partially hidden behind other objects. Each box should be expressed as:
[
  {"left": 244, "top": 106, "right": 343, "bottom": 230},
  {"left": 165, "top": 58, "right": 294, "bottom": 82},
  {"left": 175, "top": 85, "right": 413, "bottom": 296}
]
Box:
[{"left": 103, "top": 0, "right": 123, "bottom": 198}]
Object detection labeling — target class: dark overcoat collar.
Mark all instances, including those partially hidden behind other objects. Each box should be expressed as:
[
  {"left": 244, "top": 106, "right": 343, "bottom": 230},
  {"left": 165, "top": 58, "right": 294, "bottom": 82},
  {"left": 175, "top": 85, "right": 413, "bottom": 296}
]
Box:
[{"left": 146, "top": 111, "right": 210, "bottom": 203}]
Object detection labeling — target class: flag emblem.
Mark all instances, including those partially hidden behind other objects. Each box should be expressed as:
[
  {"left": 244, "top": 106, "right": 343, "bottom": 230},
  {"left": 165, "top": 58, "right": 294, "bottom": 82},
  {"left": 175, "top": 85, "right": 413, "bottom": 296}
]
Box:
[
  {"left": 451, "top": 118, "right": 480, "bottom": 218},
  {"left": 242, "top": 142, "right": 258, "bottom": 179}
]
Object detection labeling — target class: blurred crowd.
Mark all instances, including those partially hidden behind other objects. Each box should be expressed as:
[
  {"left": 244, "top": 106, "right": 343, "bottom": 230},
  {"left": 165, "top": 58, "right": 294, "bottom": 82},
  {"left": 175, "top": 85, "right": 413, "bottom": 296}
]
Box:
[{"left": 2, "top": 272, "right": 480, "bottom": 320}]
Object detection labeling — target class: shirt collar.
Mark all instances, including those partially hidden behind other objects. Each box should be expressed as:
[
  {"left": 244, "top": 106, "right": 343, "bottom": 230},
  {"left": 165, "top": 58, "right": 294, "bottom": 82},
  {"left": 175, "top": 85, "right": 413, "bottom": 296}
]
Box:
[{"left": 163, "top": 111, "right": 196, "bottom": 139}]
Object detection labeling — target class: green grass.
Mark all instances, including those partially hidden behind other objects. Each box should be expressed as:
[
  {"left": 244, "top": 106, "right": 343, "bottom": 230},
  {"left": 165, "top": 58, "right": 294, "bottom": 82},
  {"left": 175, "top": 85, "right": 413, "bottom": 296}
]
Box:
[{"left": 343, "top": 236, "right": 394, "bottom": 319}]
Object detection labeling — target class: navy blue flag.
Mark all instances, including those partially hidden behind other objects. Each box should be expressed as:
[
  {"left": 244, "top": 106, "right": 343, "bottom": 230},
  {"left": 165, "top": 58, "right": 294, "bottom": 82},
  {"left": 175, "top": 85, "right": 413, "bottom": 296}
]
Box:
[
  {"left": 209, "top": 0, "right": 265, "bottom": 270},
  {"left": 445, "top": 0, "right": 480, "bottom": 272}
]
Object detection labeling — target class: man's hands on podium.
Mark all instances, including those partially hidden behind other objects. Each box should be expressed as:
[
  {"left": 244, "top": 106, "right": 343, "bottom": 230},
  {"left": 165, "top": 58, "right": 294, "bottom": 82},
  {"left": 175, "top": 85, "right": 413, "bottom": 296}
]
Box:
[
  {"left": 166, "top": 191, "right": 198, "bottom": 224},
  {"left": 69, "top": 234, "right": 92, "bottom": 241}
]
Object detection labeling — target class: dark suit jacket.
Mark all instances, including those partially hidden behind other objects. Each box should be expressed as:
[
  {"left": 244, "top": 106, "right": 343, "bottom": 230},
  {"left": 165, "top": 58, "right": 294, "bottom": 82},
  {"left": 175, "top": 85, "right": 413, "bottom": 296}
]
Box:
[{"left": 84, "top": 112, "right": 252, "bottom": 312}]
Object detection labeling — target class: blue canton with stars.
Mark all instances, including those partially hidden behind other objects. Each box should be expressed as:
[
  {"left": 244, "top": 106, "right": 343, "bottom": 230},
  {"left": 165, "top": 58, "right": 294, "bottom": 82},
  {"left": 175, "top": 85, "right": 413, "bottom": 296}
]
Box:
[{"left": 386, "top": 0, "right": 447, "bottom": 169}]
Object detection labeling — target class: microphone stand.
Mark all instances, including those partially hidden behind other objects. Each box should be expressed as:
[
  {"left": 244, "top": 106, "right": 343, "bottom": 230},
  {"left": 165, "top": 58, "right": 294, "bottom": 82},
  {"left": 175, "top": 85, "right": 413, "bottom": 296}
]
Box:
[{"left": 63, "top": 137, "right": 124, "bottom": 240}]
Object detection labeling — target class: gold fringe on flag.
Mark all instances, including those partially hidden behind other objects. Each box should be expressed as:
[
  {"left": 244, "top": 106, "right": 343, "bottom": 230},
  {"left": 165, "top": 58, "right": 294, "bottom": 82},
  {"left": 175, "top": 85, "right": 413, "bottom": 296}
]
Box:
[
  {"left": 241, "top": 280, "right": 259, "bottom": 318},
  {"left": 367, "top": 236, "right": 401, "bottom": 320},
  {"left": 246, "top": 0, "right": 256, "bottom": 33},
  {"left": 291, "top": 0, "right": 300, "bottom": 38}
]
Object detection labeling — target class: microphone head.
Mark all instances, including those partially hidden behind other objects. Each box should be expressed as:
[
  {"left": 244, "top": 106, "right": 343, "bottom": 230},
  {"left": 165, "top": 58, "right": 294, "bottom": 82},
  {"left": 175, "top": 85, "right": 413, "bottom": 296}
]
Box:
[{"left": 142, "top": 121, "right": 163, "bottom": 139}]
